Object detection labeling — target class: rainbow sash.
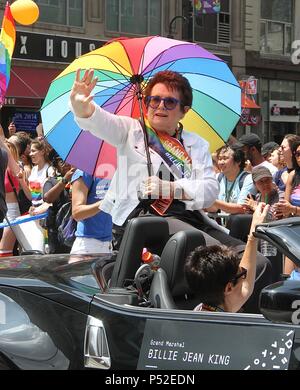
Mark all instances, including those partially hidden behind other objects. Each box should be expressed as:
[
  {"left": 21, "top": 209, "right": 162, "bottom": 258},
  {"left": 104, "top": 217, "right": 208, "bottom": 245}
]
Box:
[{"left": 145, "top": 120, "right": 192, "bottom": 180}]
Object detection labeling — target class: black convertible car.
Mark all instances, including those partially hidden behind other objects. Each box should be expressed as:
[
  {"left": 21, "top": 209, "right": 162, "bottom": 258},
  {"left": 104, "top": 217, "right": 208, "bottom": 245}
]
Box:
[{"left": 0, "top": 216, "right": 300, "bottom": 370}]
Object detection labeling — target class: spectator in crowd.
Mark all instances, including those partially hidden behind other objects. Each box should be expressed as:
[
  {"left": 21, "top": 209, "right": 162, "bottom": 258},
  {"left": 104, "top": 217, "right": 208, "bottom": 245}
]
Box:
[
  {"left": 274, "top": 134, "right": 300, "bottom": 195},
  {"left": 8, "top": 132, "right": 33, "bottom": 214},
  {"left": 184, "top": 203, "right": 269, "bottom": 313},
  {"left": 245, "top": 166, "right": 280, "bottom": 279},
  {"left": 28, "top": 138, "right": 54, "bottom": 216},
  {"left": 206, "top": 145, "right": 252, "bottom": 215},
  {"left": 236, "top": 133, "right": 278, "bottom": 176},
  {"left": 246, "top": 166, "right": 279, "bottom": 209},
  {"left": 274, "top": 140, "right": 300, "bottom": 217},
  {"left": 70, "top": 169, "right": 112, "bottom": 255},
  {"left": 261, "top": 141, "right": 279, "bottom": 163},
  {"left": 227, "top": 134, "right": 277, "bottom": 242},
  {"left": 9, "top": 132, "right": 32, "bottom": 180},
  {"left": 43, "top": 155, "right": 75, "bottom": 253},
  {"left": 0, "top": 141, "right": 31, "bottom": 256},
  {"left": 274, "top": 140, "right": 300, "bottom": 275},
  {"left": 69, "top": 68, "right": 273, "bottom": 312}
]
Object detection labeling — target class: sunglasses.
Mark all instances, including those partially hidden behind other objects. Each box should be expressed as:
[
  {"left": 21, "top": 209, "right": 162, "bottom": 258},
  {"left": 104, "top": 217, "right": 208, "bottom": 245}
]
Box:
[
  {"left": 231, "top": 266, "right": 247, "bottom": 284},
  {"left": 294, "top": 151, "right": 300, "bottom": 158},
  {"left": 145, "top": 95, "right": 181, "bottom": 110}
]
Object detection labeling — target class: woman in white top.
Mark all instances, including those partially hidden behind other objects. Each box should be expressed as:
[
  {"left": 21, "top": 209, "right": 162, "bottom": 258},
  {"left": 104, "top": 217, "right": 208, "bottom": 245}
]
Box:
[
  {"left": 28, "top": 138, "right": 54, "bottom": 216},
  {"left": 207, "top": 145, "right": 252, "bottom": 215}
]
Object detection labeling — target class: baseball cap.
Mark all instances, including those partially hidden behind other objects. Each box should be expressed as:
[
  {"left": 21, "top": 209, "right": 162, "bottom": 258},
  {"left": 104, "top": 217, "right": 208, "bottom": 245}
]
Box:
[
  {"left": 252, "top": 166, "right": 272, "bottom": 183},
  {"left": 236, "top": 133, "right": 262, "bottom": 148},
  {"left": 261, "top": 141, "right": 279, "bottom": 157}
]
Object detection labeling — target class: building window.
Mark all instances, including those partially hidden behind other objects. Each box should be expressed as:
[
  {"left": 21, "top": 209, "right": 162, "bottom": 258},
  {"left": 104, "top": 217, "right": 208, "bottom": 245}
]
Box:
[
  {"left": 182, "top": 0, "right": 230, "bottom": 45},
  {"left": 260, "top": 0, "right": 293, "bottom": 55},
  {"left": 35, "top": 0, "right": 84, "bottom": 27},
  {"left": 105, "top": 0, "right": 161, "bottom": 35},
  {"left": 270, "top": 80, "right": 296, "bottom": 101}
]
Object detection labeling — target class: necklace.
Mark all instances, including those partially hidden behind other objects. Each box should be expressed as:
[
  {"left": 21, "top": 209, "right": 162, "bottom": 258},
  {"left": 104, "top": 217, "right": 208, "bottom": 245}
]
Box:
[{"left": 224, "top": 170, "right": 243, "bottom": 202}]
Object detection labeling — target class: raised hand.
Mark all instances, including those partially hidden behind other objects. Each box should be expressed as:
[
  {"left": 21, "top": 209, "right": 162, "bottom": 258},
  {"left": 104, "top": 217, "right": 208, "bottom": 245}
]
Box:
[
  {"left": 249, "top": 202, "right": 270, "bottom": 236},
  {"left": 70, "top": 68, "right": 98, "bottom": 118}
]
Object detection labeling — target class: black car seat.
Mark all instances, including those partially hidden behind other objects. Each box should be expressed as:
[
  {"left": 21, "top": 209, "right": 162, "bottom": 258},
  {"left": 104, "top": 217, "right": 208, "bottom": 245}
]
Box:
[
  {"left": 149, "top": 229, "right": 206, "bottom": 309},
  {"left": 109, "top": 216, "right": 169, "bottom": 288}
]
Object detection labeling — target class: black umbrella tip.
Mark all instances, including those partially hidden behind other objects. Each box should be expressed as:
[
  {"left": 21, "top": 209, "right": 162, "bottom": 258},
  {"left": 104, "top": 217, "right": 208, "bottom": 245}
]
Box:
[{"left": 130, "top": 74, "right": 144, "bottom": 84}]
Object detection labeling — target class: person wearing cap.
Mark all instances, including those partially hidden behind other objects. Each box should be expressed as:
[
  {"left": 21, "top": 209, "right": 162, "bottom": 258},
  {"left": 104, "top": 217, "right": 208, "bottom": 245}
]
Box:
[
  {"left": 245, "top": 166, "right": 279, "bottom": 212},
  {"left": 262, "top": 141, "right": 279, "bottom": 163},
  {"left": 236, "top": 133, "right": 278, "bottom": 176}
]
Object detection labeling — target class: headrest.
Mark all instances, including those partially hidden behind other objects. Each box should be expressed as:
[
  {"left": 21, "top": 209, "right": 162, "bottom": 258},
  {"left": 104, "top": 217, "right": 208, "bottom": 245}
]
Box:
[
  {"left": 159, "top": 230, "right": 205, "bottom": 297},
  {"left": 110, "top": 216, "right": 169, "bottom": 288}
]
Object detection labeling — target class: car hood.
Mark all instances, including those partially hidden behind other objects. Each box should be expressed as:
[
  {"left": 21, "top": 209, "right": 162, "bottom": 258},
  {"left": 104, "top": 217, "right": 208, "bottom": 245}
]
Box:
[{"left": 0, "top": 253, "right": 112, "bottom": 313}]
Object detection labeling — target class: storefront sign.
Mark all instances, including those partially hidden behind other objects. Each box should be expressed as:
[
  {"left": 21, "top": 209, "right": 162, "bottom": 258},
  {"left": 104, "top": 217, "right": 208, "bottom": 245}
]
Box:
[
  {"left": 4, "top": 97, "right": 41, "bottom": 108},
  {"left": 13, "top": 31, "right": 106, "bottom": 64},
  {"left": 138, "top": 319, "right": 294, "bottom": 370},
  {"left": 270, "top": 100, "right": 300, "bottom": 122}
]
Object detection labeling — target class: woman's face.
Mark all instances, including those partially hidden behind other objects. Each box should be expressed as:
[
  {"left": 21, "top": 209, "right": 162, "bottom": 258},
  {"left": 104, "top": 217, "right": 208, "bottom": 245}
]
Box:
[
  {"left": 255, "top": 177, "right": 273, "bottom": 194},
  {"left": 146, "top": 83, "right": 189, "bottom": 135},
  {"left": 280, "top": 139, "right": 291, "bottom": 163},
  {"left": 217, "top": 149, "right": 237, "bottom": 174},
  {"left": 29, "top": 145, "right": 45, "bottom": 166}
]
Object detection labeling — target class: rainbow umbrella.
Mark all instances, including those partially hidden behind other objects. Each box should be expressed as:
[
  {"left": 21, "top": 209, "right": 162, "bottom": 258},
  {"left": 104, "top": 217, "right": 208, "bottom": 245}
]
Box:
[{"left": 41, "top": 36, "right": 241, "bottom": 178}]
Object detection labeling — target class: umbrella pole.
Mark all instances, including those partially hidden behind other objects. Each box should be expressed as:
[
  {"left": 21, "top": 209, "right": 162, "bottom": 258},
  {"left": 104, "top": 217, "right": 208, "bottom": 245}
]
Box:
[{"left": 132, "top": 77, "right": 153, "bottom": 177}]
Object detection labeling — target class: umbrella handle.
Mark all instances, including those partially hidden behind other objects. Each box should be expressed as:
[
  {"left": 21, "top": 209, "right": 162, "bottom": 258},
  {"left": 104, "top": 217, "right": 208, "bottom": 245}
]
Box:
[{"left": 135, "top": 82, "right": 153, "bottom": 177}]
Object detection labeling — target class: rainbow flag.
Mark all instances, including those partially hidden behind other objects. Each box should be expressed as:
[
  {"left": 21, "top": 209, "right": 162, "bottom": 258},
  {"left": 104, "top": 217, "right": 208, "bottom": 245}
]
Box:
[
  {"left": 0, "top": 2, "right": 16, "bottom": 104},
  {"left": 194, "top": 0, "right": 221, "bottom": 15}
]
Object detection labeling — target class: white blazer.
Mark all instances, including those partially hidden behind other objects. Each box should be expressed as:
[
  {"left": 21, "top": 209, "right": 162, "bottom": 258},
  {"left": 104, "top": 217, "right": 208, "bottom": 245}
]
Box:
[{"left": 72, "top": 104, "right": 219, "bottom": 226}]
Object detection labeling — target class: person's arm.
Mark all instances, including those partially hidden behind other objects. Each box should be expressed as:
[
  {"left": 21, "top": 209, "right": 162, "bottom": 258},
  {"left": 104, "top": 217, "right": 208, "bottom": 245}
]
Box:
[
  {"left": 239, "top": 203, "right": 270, "bottom": 305},
  {"left": 43, "top": 168, "right": 75, "bottom": 204},
  {"left": 284, "top": 171, "right": 294, "bottom": 201},
  {"left": 72, "top": 177, "right": 102, "bottom": 221},
  {"left": 209, "top": 199, "right": 245, "bottom": 214},
  {"left": 17, "top": 170, "right": 32, "bottom": 200},
  {"left": 69, "top": 68, "right": 135, "bottom": 146},
  {"left": 29, "top": 202, "right": 51, "bottom": 216},
  {"left": 273, "top": 172, "right": 295, "bottom": 218}
]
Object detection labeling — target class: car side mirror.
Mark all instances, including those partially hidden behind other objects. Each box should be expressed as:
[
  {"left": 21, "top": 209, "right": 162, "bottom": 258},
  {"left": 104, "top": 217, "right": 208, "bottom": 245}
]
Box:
[{"left": 259, "top": 280, "right": 300, "bottom": 324}]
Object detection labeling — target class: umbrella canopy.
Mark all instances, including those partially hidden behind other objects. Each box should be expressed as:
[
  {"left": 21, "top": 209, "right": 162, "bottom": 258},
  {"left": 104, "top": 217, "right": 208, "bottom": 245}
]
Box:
[{"left": 41, "top": 36, "right": 241, "bottom": 178}]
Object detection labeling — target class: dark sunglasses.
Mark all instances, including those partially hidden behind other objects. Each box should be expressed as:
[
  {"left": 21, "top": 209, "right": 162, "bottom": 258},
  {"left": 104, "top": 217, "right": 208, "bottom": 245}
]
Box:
[
  {"left": 231, "top": 266, "right": 247, "bottom": 284},
  {"left": 294, "top": 151, "right": 300, "bottom": 158},
  {"left": 145, "top": 95, "right": 181, "bottom": 110}
]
